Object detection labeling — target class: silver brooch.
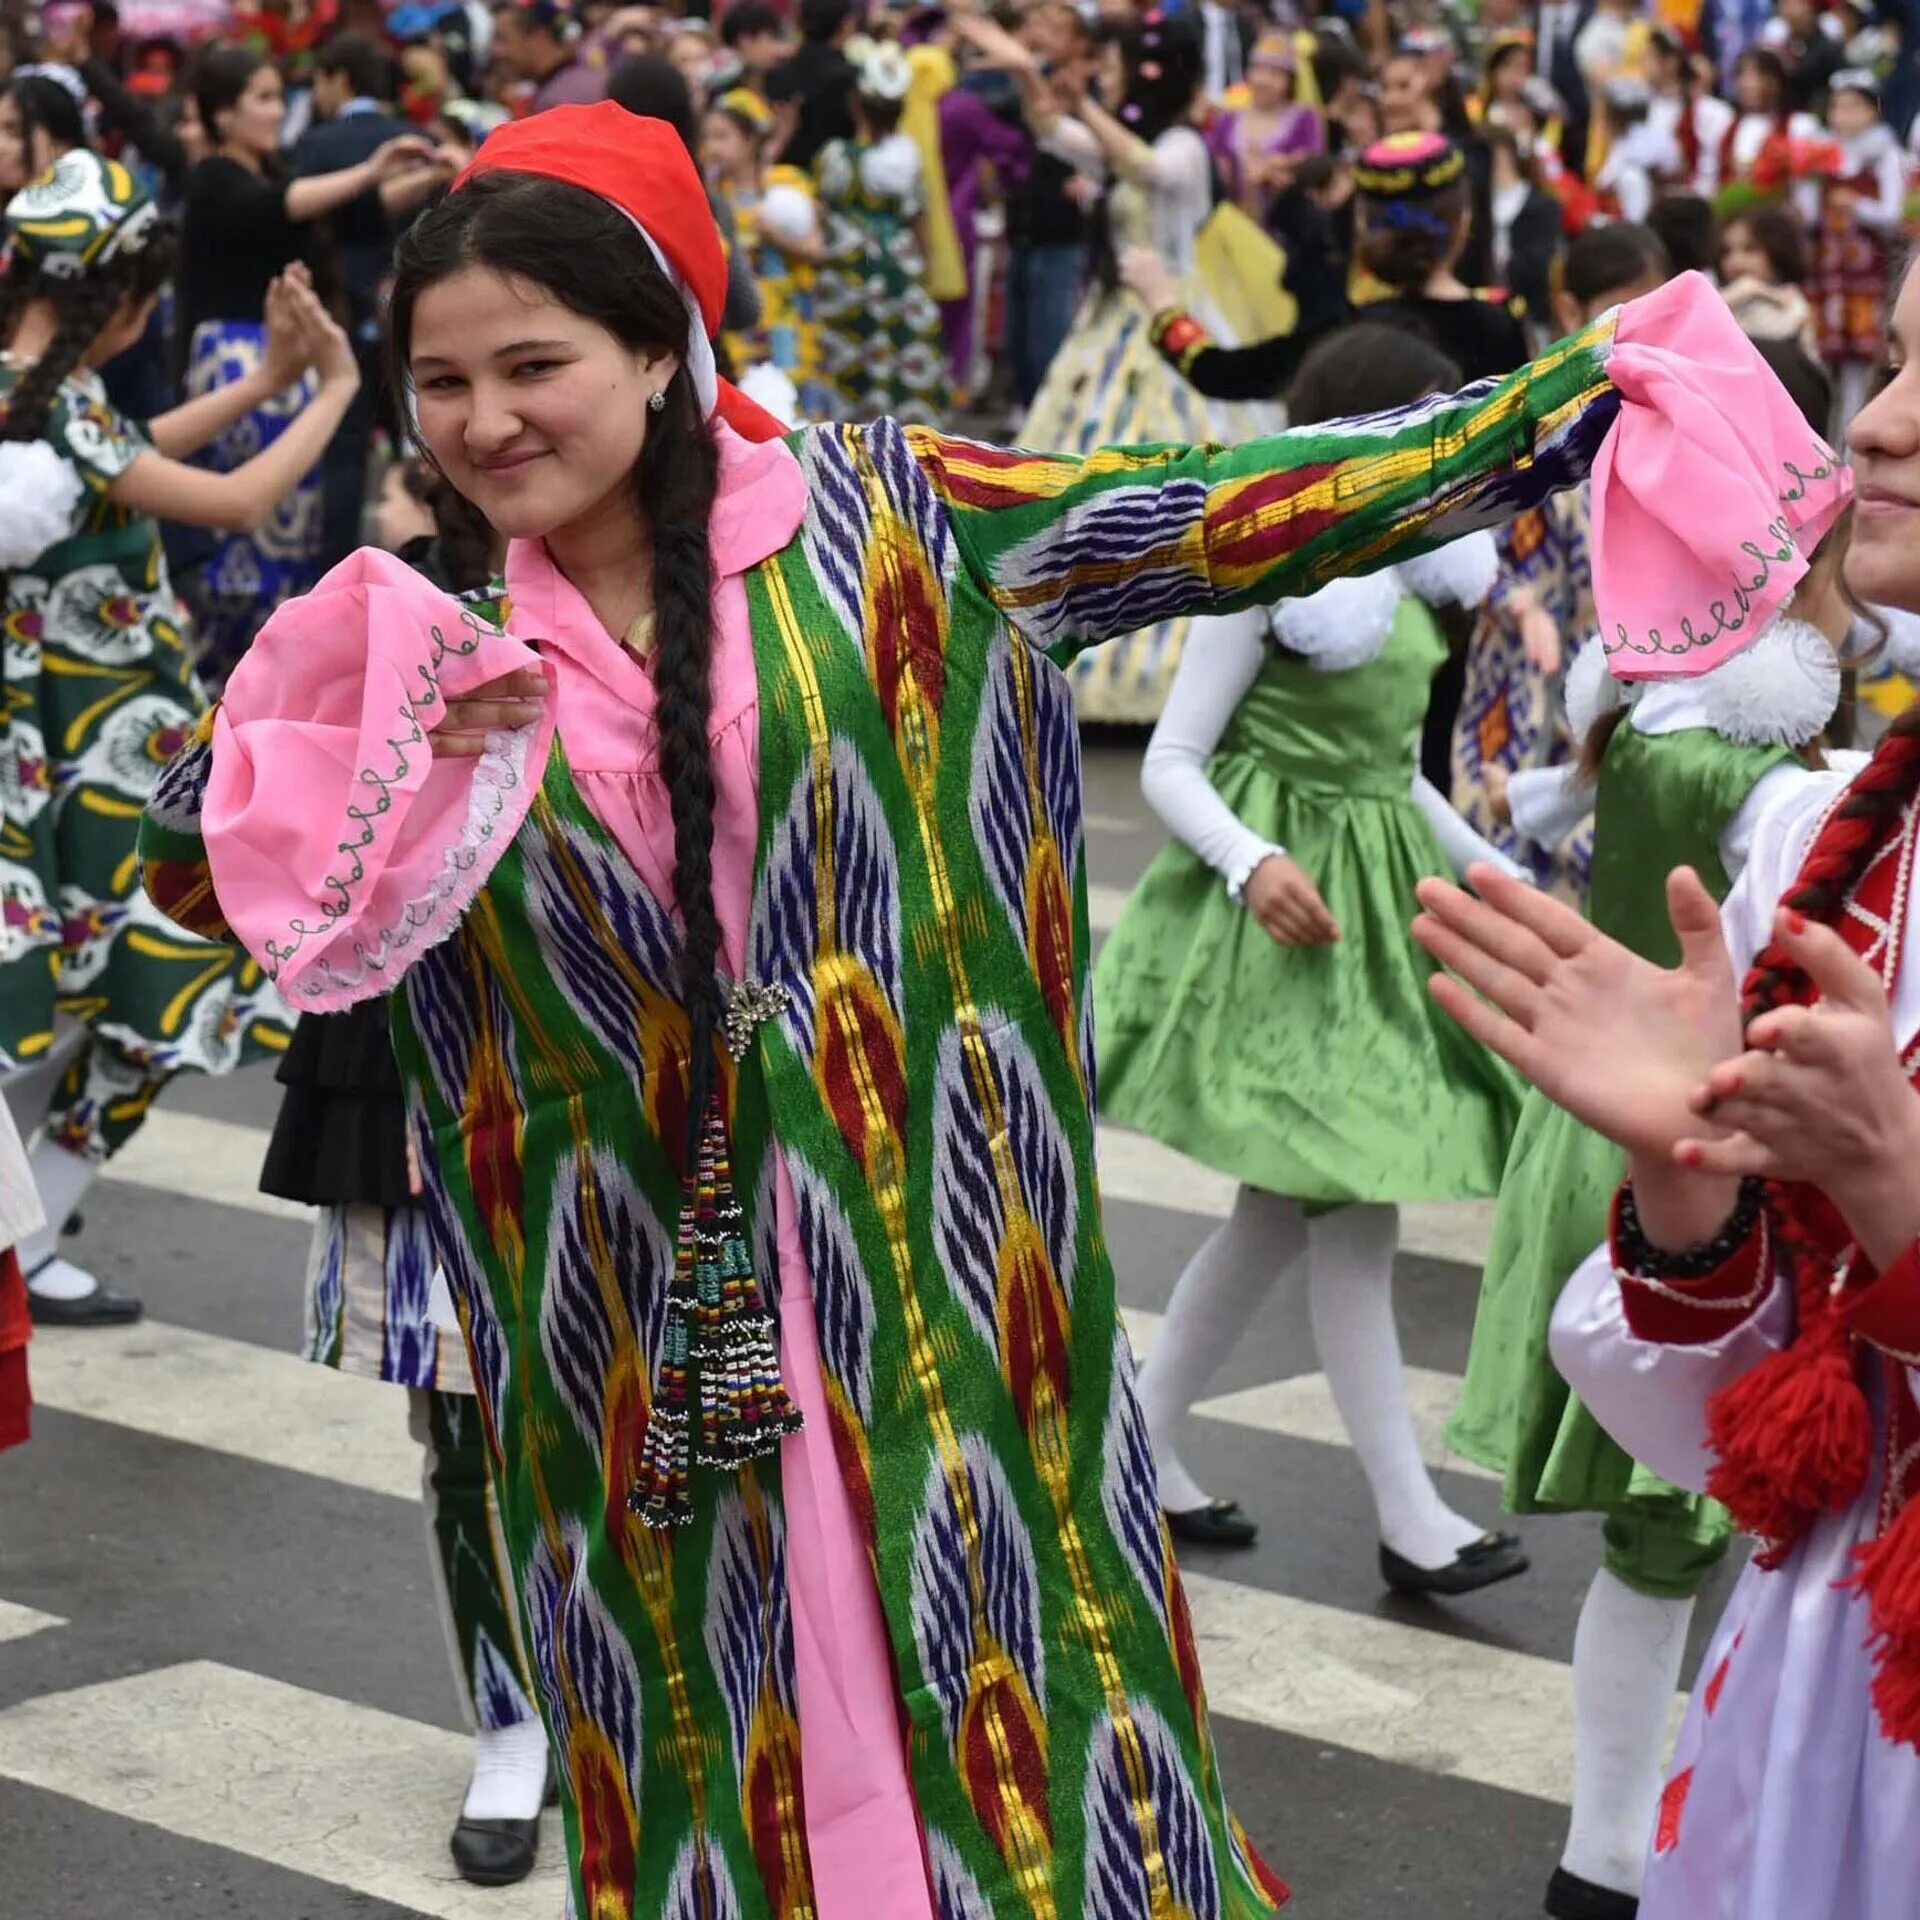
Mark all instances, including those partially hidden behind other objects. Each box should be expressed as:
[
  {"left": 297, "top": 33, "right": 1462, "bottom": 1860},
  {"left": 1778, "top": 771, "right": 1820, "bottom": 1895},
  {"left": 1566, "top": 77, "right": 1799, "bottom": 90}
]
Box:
[{"left": 723, "top": 978, "right": 792, "bottom": 1061}]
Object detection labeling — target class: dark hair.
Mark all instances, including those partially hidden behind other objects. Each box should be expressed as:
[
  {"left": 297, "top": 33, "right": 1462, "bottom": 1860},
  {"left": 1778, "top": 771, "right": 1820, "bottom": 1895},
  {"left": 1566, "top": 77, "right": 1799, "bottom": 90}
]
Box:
[
  {"left": 1119, "top": 14, "right": 1204, "bottom": 146},
  {"left": 387, "top": 172, "right": 725, "bottom": 1155},
  {"left": 853, "top": 91, "right": 904, "bottom": 138},
  {"left": 1563, "top": 221, "right": 1669, "bottom": 308},
  {"left": 192, "top": 42, "right": 270, "bottom": 140},
  {"left": 798, "top": 0, "right": 851, "bottom": 46},
  {"left": 4, "top": 75, "right": 88, "bottom": 159},
  {"left": 396, "top": 459, "right": 497, "bottom": 595},
  {"left": 1647, "top": 194, "right": 1715, "bottom": 278},
  {"left": 315, "top": 31, "right": 394, "bottom": 102},
  {"left": 1733, "top": 46, "right": 1789, "bottom": 113},
  {"left": 0, "top": 220, "right": 177, "bottom": 444},
  {"left": 1283, "top": 321, "right": 1462, "bottom": 428},
  {"left": 607, "top": 53, "right": 699, "bottom": 153},
  {"left": 1754, "top": 336, "right": 1834, "bottom": 434},
  {"left": 1484, "top": 120, "right": 1538, "bottom": 188},
  {"left": 1721, "top": 202, "right": 1807, "bottom": 286},
  {"left": 720, "top": 0, "right": 783, "bottom": 47},
  {"left": 1354, "top": 177, "right": 1469, "bottom": 290},
  {"left": 1311, "top": 37, "right": 1366, "bottom": 105}
]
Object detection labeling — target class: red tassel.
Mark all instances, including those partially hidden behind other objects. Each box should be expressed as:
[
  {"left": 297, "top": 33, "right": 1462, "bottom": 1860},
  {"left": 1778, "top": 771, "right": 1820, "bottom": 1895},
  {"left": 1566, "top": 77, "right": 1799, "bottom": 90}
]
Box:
[
  {"left": 1846, "top": 1498, "right": 1920, "bottom": 1752},
  {"left": 1706, "top": 1315, "right": 1870, "bottom": 1554}
]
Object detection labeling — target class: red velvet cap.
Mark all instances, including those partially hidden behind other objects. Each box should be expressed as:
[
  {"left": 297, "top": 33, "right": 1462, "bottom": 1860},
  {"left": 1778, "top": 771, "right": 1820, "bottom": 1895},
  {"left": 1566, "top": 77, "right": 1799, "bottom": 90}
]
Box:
[{"left": 451, "top": 102, "right": 788, "bottom": 442}]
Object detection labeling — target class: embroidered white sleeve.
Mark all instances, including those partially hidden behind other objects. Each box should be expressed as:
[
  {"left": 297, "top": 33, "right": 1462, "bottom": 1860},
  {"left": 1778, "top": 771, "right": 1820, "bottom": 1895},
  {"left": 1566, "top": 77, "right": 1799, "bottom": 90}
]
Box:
[
  {"left": 1412, "top": 772, "right": 1530, "bottom": 881},
  {"left": 1507, "top": 764, "right": 1592, "bottom": 850}
]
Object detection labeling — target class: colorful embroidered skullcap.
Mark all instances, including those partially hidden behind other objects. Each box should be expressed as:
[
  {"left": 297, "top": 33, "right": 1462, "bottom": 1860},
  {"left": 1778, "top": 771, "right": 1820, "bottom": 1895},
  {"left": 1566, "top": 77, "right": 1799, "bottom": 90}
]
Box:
[
  {"left": 1352, "top": 130, "right": 1467, "bottom": 199},
  {"left": 1249, "top": 29, "right": 1297, "bottom": 70},
  {"left": 6, "top": 149, "right": 160, "bottom": 280},
  {"left": 714, "top": 85, "right": 774, "bottom": 135}
]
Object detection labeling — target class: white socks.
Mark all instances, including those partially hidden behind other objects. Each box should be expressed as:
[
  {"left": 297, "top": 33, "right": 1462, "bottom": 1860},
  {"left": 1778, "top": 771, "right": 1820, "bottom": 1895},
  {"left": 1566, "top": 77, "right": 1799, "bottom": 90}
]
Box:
[
  {"left": 1561, "top": 1567, "right": 1691, "bottom": 1896},
  {"left": 1306, "top": 1204, "right": 1484, "bottom": 1571},
  {"left": 1135, "top": 1185, "right": 1306, "bottom": 1513},
  {"left": 462, "top": 1719, "right": 551, "bottom": 1823},
  {"left": 1137, "top": 1187, "right": 1486, "bottom": 1568}
]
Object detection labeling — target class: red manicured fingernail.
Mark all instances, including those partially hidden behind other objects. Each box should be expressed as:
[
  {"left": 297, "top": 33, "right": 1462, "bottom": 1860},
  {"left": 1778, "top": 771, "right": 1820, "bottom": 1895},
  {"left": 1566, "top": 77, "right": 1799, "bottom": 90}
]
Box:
[
  {"left": 1678, "top": 1142, "right": 1704, "bottom": 1167},
  {"left": 1786, "top": 910, "right": 1806, "bottom": 935},
  {"left": 1723, "top": 1072, "right": 1741, "bottom": 1095}
]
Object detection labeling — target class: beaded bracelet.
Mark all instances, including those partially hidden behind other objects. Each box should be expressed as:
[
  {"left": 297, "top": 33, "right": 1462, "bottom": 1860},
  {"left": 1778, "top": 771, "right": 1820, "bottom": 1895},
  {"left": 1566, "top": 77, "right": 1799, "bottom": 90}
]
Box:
[{"left": 1615, "top": 1175, "right": 1767, "bottom": 1281}]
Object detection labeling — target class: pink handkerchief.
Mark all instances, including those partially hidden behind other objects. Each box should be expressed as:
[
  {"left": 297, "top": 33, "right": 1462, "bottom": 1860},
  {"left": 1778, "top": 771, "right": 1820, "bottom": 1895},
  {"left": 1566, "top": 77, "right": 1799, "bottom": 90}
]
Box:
[{"left": 1591, "top": 271, "right": 1853, "bottom": 681}]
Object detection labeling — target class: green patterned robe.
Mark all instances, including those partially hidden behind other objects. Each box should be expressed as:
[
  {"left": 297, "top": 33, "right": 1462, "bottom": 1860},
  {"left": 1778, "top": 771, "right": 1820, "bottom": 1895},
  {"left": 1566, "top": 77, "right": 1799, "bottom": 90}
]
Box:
[{"left": 141, "top": 319, "right": 1625, "bottom": 1919}]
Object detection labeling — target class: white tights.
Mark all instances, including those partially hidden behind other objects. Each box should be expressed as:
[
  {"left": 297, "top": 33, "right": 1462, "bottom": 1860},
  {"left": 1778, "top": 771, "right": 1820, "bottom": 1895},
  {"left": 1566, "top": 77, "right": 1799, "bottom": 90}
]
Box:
[{"left": 1134, "top": 1184, "right": 1485, "bottom": 1570}]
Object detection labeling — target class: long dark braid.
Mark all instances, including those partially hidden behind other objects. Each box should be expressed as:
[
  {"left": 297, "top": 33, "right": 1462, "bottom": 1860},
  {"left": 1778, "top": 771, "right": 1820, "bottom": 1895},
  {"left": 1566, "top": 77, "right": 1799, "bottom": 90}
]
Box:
[
  {"left": 638, "top": 366, "right": 724, "bottom": 1152},
  {"left": 0, "top": 226, "right": 176, "bottom": 444}
]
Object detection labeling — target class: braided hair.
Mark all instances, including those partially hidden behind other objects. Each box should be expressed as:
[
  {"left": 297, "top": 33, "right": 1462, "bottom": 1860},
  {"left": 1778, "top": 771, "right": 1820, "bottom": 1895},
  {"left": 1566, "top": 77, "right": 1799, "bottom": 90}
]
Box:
[
  {"left": 386, "top": 171, "right": 726, "bottom": 1157},
  {"left": 0, "top": 220, "right": 177, "bottom": 444}
]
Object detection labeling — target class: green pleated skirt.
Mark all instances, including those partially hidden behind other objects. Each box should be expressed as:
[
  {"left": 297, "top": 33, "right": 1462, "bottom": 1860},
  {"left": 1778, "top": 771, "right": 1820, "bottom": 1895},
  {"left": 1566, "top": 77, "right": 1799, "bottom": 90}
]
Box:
[
  {"left": 1094, "top": 757, "right": 1523, "bottom": 1209},
  {"left": 1444, "top": 1085, "right": 1733, "bottom": 1582}
]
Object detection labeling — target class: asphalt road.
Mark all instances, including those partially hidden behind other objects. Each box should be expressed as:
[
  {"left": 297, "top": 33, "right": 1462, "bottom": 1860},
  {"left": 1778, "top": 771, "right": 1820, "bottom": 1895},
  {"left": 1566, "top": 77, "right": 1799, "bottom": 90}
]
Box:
[{"left": 0, "top": 735, "right": 1737, "bottom": 1920}]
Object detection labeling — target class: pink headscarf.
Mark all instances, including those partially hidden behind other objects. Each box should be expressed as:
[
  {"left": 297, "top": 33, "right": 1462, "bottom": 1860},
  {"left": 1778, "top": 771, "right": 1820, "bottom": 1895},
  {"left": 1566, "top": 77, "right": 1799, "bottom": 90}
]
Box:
[{"left": 1592, "top": 271, "right": 1853, "bottom": 681}]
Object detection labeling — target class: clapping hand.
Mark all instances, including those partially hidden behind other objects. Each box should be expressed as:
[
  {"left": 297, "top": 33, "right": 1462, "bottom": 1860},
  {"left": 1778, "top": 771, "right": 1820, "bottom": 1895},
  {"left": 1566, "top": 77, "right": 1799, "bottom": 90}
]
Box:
[
  {"left": 258, "top": 267, "right": 318, "bottom": 394},
  {"left": 1413, "top": 864, "right": 1744, "bottom": 1163},
  {"left": 1678, "top": 908, "right": 1920, "bottom": 1265},
  {"left": 370, "top": 133, "right": 442, "bottom": 179}
]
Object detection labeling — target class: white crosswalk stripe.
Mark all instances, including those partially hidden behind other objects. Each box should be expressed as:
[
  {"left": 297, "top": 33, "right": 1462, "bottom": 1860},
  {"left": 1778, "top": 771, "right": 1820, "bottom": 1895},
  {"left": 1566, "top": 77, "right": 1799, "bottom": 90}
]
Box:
[{"left": 0, "top": 1663, "right": 564, "bottom": 1917}]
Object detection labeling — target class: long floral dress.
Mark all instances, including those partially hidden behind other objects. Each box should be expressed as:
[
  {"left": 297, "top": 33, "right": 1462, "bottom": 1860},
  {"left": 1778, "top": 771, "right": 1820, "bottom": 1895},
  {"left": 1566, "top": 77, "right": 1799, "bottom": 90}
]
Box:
[
  {"left": 811, "top": 133, "right": 950, "bottom": 425},
  {"left": 0, "top": 365, "right": 289, "bottom": 1161}
]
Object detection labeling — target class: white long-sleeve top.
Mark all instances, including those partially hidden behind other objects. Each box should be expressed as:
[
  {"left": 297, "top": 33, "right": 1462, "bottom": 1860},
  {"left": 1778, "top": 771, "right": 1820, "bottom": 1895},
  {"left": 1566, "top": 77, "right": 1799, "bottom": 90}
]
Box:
[
  {"left": 1139, "top": 541, "right": 1525, "bottom": 902},
  {"left": 1794, "top": 123, "right": 1906, "bottom": 232}
]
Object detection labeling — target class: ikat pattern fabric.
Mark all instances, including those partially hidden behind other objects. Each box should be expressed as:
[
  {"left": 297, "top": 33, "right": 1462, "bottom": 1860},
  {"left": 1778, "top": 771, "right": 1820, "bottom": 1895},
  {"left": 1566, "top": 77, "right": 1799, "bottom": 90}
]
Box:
[{"left": 139, "top": 312, "right": 1622, "bottom": 1919}]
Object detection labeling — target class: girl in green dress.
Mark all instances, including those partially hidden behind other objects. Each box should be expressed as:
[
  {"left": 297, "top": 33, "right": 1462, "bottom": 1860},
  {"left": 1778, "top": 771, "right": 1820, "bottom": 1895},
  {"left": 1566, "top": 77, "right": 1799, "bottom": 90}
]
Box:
[
  {"left": 0, "top": 151, "right": 357, "bottom": 1324},
  {"left": 1442, "top": 458, "right": 1862, "bottom": 1920},
  {"left": 1095, "top": 324, "right": 1530, "bottom": 1592}
]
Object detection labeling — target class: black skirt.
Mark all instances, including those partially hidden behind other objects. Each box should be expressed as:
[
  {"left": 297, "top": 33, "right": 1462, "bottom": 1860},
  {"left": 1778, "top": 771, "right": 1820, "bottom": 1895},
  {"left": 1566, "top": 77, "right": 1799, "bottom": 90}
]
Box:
[{"left": 259, "top": 1001, "right": 412, "bottom": 1210}]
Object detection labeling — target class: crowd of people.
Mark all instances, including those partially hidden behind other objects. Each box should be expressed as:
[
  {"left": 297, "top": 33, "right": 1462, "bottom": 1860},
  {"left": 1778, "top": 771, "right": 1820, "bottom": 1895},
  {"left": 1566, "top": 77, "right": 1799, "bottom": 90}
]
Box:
[{"left": 7, "top": 0, "right": 1920, "bottom": 1918}]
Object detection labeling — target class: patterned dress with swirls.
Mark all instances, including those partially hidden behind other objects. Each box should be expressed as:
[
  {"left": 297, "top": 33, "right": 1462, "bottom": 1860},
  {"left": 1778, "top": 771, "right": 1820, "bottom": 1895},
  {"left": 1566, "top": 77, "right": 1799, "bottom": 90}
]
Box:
[{"left": 0, "top": 366, "right": 289, "bottom": 1159}]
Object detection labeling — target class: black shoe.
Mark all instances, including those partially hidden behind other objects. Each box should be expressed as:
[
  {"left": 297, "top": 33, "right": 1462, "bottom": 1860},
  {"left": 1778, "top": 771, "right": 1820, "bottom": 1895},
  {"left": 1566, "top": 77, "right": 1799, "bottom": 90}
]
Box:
[
  {"left": 450, "top": 1814, "right": 541, "bottom": 1888},
  {"left": 1545, "top": 1866, "right": 1638, "bottom": 1920},
  {"left": 1379, "top": 1530, "right": 1528, "bottom": 1597},
  {"left": 25, "top": 1281, "right": 144, "bottom": 1328},
  {"left": 1165, "top": 1500, "right": 1259, "bottom": 1548}
]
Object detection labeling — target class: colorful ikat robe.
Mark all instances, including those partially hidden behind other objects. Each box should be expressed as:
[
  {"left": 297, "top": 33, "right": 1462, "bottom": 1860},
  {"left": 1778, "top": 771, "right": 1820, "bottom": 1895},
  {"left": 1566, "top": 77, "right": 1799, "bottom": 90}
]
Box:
[{"left": 139, "top": 315, "right": 1623, "bottom": 1920}]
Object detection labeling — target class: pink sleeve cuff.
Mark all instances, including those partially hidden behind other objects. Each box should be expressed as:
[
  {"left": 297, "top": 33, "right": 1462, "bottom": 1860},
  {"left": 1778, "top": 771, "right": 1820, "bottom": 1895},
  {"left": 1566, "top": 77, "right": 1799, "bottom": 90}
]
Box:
[
  {"left": 1612, "top": 1187, "right": 1774, "bottom": 1347},
  {"left": 1594, "top": 270, "right": 1853, "bottom": 683},
  {"left": 202, "top": 548, "right": 554, "bottom": 1012}
]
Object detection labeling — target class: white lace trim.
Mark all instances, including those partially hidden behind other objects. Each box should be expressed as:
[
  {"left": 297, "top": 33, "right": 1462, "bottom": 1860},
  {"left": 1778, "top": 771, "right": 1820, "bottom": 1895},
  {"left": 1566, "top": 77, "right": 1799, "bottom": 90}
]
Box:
[
  {"left": 1269, "top": 570, "right": 1403, "bottom": 673},
  {"left": 283, "top": 725, "right": 536, "bottom": 1012}
]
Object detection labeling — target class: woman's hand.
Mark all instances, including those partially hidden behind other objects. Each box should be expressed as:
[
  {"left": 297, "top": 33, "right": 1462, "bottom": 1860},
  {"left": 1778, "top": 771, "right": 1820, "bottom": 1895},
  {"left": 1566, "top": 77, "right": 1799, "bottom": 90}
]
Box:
[
  {"left": 1119, "top": 245, "right": 1181, "bottom": 314},
  {"left": 1413, "top": 863, "right": 1744, "bottom": 1162},
  {"left": 429, "top": 670, "right": 548, "bottom": 758},
  {"left": 1681, "top": 908, "right": 1920, "bottom": 1267},
  {"left": 1482, "top": 762, "right": 1513, "bottom": 826},
  {"left": 1518, "top": 601, "right": 1562, "bottom": 676},
  {"left": 282, "top": 275, "right": 358, "bottom": 390},
  {"left": 256, "top": 268, "right": 316, "bottom": 393},
  {"left": 1244, "top": 853, "right": 1339, "bottom": 946},
  {"left": 369, "top": 133, "right": 439, "bottom": 180}
]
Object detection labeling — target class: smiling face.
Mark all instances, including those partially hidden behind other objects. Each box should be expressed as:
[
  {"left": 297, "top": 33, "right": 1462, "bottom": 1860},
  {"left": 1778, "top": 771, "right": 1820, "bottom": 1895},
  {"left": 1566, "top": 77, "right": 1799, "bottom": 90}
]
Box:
[
  {"left": 1845, "top": 264, "right": 1920, "bottom": 611},
  {"left": 407, "top": 264, "right": 673, "bottom": 543},
  {"left": 217, "top": 62, "right": 286, "bottom": 158}
]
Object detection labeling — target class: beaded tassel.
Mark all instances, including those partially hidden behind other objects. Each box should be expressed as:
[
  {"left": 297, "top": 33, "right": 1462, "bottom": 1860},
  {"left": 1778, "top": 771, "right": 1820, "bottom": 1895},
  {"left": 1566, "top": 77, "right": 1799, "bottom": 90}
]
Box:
[{"left": 628, "top": 978, "right": 803, "bottom": 1529}]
